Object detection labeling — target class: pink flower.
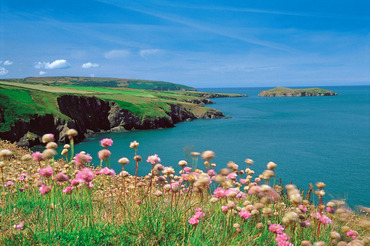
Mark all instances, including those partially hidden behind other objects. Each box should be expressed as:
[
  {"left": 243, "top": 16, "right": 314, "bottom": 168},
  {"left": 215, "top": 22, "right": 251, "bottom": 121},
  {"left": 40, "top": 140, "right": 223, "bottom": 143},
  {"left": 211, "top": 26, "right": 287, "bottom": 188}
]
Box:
[
  {"left": 39, "top": 167, "right": 53, "bottom": 177},
  {"left": 347, "top": 230, "right": 359, "bottom": 240},
  {"left": 14, "top": 221, "right": 25, "bottom": 230},
  {"left": 304, "top": 220, "right": 311, "bottom": 226},
  {"left": 298, "top": 205, "right": 307, "bottom": 213},
  {"left": 194, "top": 208, "right": 205, "bottom": 219},
  {"left": 207, "top": 169, "right": 216, "bottom": 176},
  {"left": 98, "top": 149, "right": 111, "bottom": 160},
  {"left": 326, "top": 207, "right": 335, "bottom": 213},
  {"left": 136, "top": 200, "right": 142, "bottom": 205},
  {"left": 5, "top": 181, "right": 14, "bottom": 187},
  {"left": 71, "top": 179, "right": 80, "bottom": 186},
  {"left": 239, "top": 210, "right": 251, "bottom": 219},
  {"left": 75, "top": 153, "right": 92, "bottom": 168},
  {"left": 275, "top": 233, "right": 293, "bottom": 246},
  {"left": 100, "top": 138, "right": 113, "bottom": 148},
  {"left": 269, "top": 224, "right": 285, "bottom": 234},
  {"left": 239, "top": 178, "right": 247, "bottom": 184},
  {"left": 63, "top": 186, "right": 73, "bottom": 195},
  {"left": 184, "top": 167, "right": 192, "bottom": 173},
  {"left": 146, "top": 154, "right": 161, "bottom": 164},
  {"left": 19, "top": 173, "right": 27, "bottom": 181},
  {"left": 32, "top": 152, "right": 43, "bottom": 162},
  {"left": 214, "top": 187, "right": 226, "bottom": 198},
  {"left": 39, "top": 185, "right": 52, "bottom": 195},
  {"left": 53, "top": 172, "right": 69, "bottom": 182},
  {"left": 75, "top": 168, "right": 94, "bottom": 184},
  {"left": 188, "top": 217, "right": 199, "bottom": 225},
  {"left": 99, "top": 167, "right": 115, "bottom": 176},
  {"left": 221, "top": 206, "right": 228, "bottom": 213},
  {"left": 227, "top": 173, "right": 237, "bottom": 180},
  {"left": 319, "top": 214, "right": 332, "bottom": 224}
]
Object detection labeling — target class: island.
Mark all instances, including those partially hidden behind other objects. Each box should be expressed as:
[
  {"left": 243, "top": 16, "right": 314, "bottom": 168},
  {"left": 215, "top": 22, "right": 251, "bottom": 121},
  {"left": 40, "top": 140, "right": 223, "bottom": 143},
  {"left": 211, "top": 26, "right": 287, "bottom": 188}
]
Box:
[
  {"left": 258, "top": 87, "right": 338, "bottom": 97},
  {"left": 0, "top": 76, "right": 247, "bottom": 147}
]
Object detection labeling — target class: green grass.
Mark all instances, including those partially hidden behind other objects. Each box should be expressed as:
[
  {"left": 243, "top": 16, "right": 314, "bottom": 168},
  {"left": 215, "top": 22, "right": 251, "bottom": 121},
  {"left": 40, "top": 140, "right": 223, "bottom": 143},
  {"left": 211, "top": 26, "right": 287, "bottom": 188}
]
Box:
[{"left": 260, "top": 87, "right": 337, "bottom": 96}]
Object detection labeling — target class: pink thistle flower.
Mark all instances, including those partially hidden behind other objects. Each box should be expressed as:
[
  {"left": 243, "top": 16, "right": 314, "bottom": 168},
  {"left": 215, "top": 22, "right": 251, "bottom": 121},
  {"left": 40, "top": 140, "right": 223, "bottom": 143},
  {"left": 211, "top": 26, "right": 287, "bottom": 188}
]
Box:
[
  {"left": 32, "top": 152, "right": 43, "bottom": 162},
  {"left": 275, "top": 233, "right": 293, "bottom": 246},
  {"left": 347, "top": 230, "right": 359, "bottom": 240},
  {"left": 239, "top": 178, "right": 247, "bottom": 184},
  {"left": 75, "top": 168, "right": 94, "bottom": 184},
  {"left": 239, "top": 210, "right": 251, "bottom": 219},
  {"left": 100, "top": 138, "right": 113, "bottom": 148},
  {"left": 39, "top": 167, "right": 53, "bottom": 178},
  {"left": 214, "top": 187, "right": 226, "bottom": 198},
  {"left": 19, "top": 173, "right": 27, "bottom": 181},
  {"left": 188, "top": 217, "right": 199, "bottom": 225},
  {"left": 71, "top": 179, "right": 81, "bottom": 186},
  {"left": 227, "top": 173, "right": 237, "bottom": 180},
  {"left": 269, "top": 224, "right": 285, "bottom": 234},
  {"left": 63, "top": 186, "right": 73, "bottom": 195},
  {"left": 98, "top": 149, "right": 111, "bottom": 160},
  {"left": 75, "top": 153, "right": 92, "bottom": 168},
  {"left": 184, "top": 167, "right": 192, "bottom": 173},
  {"left": 146, "top": 154, "right": 161, "bottom": 165},
  {"left": 326, "top": 207, "right": 335, "bottom": 213},
  {"left": 298, "top": 205, "right": 307, "bottom": 213},
  {"left": 194, "top": 208, "right": 206, "bottom": 219},
  {"left": 236, "top": 191, "right": 246, "bottom": 199},
  {"left": 5, "top": 181, "right": 14, "bottom": 187},
  {"left": 39, "top": 185, "right": 52, "bottom": 195},
  {"left": 53, "top": 172, "right": 69, "bottom": 182},
  {"left": 171, "top": 181, "right": 181, "bottom": 192},
  {"left": 13, "top": 221, "right": 25, "bottom": 230},
  {"left": 99, "top": 167, "right": 115, "bottom": 176}
]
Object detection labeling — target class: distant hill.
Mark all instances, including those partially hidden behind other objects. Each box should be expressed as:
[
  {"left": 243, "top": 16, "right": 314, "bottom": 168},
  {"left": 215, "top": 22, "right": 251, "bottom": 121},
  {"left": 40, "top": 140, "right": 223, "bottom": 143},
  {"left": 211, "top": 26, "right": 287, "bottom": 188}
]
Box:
[
  {"left": 258, "top": 87, "right": 338, "bottom": 97},
  {"left": 1, "top": 76, "right": 196, "bottom": 91}
]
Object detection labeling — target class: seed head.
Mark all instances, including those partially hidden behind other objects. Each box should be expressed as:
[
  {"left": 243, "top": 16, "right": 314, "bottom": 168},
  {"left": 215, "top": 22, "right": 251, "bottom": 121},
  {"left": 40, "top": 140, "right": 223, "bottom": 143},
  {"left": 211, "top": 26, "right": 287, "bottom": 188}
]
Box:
[
  {"left": 244, "top": 158, "right": 254, "bottom": 165},
  {"left": 129, "top": 141, "right": 139, "bottom": 148},
  {"left": 267, "top": 161, "right": 277, "bottom": 170},
  {"left": 42, "top": 134, "right": 54, "bottom": 143},
  {"left": 134, "top": 155, "right": 142, "bottom": 162},
  {"left": 42, "top": 149, "right": 56, "bottom": 160},
  {"left": 67, "top": 129, "right": 78, "bottom": 137},
  {"left": 46, "top": 142, "right": 58, "bottom": 150},
  {"left": 64, "top": 144, "right": 71, "bottom": 149},
  {"left": 201, "top": 150, "right": 215, "bottom": 160},
  {"left": 0, "top": 149, "right": 12, "bottom": 159},
  {"left": 118, "top": 157, "right": 130, "bottom": 165},
  {"left": 21, "top": 154, "right": 32, "bottom": 161}
]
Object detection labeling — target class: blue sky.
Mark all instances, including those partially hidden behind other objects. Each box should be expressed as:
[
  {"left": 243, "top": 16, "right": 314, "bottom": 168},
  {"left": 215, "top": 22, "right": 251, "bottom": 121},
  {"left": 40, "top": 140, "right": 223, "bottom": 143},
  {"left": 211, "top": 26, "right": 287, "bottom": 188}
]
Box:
[{"left": 0, "top": 0, "right": 369, "bottom": 87}]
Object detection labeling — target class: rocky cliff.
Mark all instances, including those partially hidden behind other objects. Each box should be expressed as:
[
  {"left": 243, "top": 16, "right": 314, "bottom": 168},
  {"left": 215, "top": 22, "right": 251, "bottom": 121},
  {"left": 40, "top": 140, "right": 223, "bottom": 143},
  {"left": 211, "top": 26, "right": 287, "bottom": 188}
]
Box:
[{"left": 0, "top": 95, "right": 225, "bottom": 147}]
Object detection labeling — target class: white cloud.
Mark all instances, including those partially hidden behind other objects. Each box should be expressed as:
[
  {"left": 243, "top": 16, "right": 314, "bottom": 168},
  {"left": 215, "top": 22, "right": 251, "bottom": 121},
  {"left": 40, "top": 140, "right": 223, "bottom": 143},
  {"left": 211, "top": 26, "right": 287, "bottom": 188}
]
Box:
[
  {"left": 90, "top": 74, "right": 95, "bottom": 77},
  {"left": 39, "top": 71, "right": 46, "bottom": 75},
  {"left": 139, "top": 49, "right": 160, "bottom": 58},
  {"left": 34, "top": 59, "right": 71, "bottom": 69},
  {"left": 104, "top": 49, "right": 130, "bottom": 59},
  {"left": 0, "top": 67, "right": 9, "bottom": 75},
  {"left": 3, "top": 60, "right": 13, "bottom": 66},
  {"left": 82, "top": 62, "right": 100, "bottom": 69}
]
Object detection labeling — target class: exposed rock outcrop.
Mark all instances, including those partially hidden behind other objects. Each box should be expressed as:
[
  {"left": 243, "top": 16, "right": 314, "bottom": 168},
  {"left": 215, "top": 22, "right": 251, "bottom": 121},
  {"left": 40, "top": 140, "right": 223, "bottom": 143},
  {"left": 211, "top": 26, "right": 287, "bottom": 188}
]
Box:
[
  {"left": 258, "top": 87, "right": 338, "bottom": 97},
  {"left": 0, "top": 95, "right": 225, "bottom": 147}
]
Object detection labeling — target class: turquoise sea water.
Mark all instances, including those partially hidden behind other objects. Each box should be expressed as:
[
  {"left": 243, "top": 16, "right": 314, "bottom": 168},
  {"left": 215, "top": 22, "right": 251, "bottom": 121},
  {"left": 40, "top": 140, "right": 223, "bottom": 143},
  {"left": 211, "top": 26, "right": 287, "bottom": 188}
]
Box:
[{"left": 66, "top": 86, "right": 370, "bottom": 207}]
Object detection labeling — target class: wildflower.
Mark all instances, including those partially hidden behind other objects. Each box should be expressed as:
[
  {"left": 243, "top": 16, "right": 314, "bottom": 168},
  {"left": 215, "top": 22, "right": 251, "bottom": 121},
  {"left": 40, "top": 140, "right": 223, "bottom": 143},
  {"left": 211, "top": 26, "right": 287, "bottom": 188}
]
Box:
[
  {"left": 53, "top": 172, "right": 69, "bottom": 182},
  {"left": 244, "top": 158, "right": 254, "bottom": 165},
  {"left": 214, "top": 187, "right": 226, "bottom": 198},
  {"left": 21, "top": 154, "right": 32, "bottom": 161},
  {"left": 178, "top": 160, "right": 187, "bottom": 167},
  {"left": 100, "top": 138, "right": 113, "bottom": 148},
  {"left": 5, "top": 181, "right": 14, "bottom": 187},
  {"left": 276, "top": 233, "right": 293, "bottom": 246},
  {"left": 194, "top": 208, "right": 206, "bottom": 219},
  {"left": 42, "top": 133, "right": 54, "bottom": 143},
  {"left": 221, "top": 206, "right": 228, "bottom": 213},
  {"left": 13, "top": 221, "right": 25, "bottom": 230},
  {"left": 39, "top": 185, "right": 52, "bottom": 195},
  {"left": 326, "top": 207, "right": 335, "bottom": 213},
  {"left": 63, "top": 186, "right": 73, "bottom": 195},
  {"left": 184, "top": 167, "right": 192, "bottom": 173},
  {"left": 98, "top": 149, "right": 111, "bottom": 160},
  {"left": 19, "top": 173, "right": 27, "bottom": 181},
  {"left": 269, "top": 224, "right": 285, "bottom": 234},
  {"left": 227, "top": 173, "right": 237, "bottom": 180},
  {"left": 239, "top": 210, "right": 251, "bottom": 219},
  {"left": 267, "top": 161, "right": 277, "bottom": 169},
  {"left": 146, "top": 154, "right": 161, "bottom": 164},
  {"left": 118, "top": 157, "right": 130, "bottom": 165},
  {"left": 319, "top": 214, "right": 332, "bottom": 224},
  {"left": 67, "top": 129, "right": 78, "bottom": 137},
  {"left": 99, "top": 167, "right": 115, "bottom": 176},
  {"left": 201, "top": 150, "right": 215, "bottom": 160},
  {"left": 136, "top": 200, "right": 142, "bottom": 205},
  {"left": 188, "top": 217, "right": 199, "bottom": 225},
  {"left": 39, "top": 167, "right": 53, "bottom": 177},
  {"left": 42, "top": 149, "right": 56, "bottom": 160},
  {"left": 191, "top": 152, "right": 200, "bottom": 157},
  {"left": 75, "top": 152, "right": 92, "bottom": 168},
  {"left": 299, "top": 205, "right": 308, "bottom": 213},
  {"left": 207, "top": 169, "right": 216, "bottom": 176},
  {"left": 130, "top": 141, "right": 139, "bottom": 148},
  {"left": 46, "top": 142, "right": 58, "bottom": 149},
  {"left": 75, "top": 168, "right": 94, "bottom": 184}
]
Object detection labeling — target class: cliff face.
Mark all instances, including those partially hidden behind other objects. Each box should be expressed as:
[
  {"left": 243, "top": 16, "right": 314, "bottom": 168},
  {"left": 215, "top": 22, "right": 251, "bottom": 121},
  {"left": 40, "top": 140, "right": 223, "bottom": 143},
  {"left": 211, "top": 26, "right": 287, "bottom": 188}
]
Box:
[{"left": 0, "top": 95, "right": 225, "bottom": 147}]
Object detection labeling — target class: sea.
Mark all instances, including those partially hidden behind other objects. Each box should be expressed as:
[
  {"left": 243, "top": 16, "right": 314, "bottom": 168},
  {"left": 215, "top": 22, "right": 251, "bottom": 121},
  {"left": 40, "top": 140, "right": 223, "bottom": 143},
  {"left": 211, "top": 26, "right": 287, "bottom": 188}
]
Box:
[{"left": 54, "top": 86, "right": 370, "bottom": 207}]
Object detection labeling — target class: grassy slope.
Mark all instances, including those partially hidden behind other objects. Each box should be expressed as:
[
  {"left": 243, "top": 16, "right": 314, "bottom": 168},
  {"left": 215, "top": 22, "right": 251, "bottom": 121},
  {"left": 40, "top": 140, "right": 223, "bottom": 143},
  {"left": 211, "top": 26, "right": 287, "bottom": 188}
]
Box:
[
  {"left": 1, "top": 76, "right": 196, "bottom": 91},
  {"left": 0, "top": 80, "right": 240, "bottom": 132}
]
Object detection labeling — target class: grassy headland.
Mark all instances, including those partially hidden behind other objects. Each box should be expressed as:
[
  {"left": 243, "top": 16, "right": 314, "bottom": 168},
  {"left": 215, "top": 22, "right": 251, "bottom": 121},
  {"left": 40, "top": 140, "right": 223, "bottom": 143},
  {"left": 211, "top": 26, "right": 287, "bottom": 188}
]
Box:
[
  {"left": 0, "top": 77, "right": 246, "bottom": 146},
  {"left": 259, "top": 87, "right": 338, "bottom": 97}
]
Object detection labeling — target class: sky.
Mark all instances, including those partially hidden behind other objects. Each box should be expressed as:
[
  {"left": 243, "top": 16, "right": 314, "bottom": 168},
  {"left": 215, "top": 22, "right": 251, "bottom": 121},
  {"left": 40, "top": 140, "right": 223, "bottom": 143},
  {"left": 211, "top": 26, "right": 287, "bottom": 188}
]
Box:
[{"left": 0, "top": 0, "right": 369, "bottom": 87}]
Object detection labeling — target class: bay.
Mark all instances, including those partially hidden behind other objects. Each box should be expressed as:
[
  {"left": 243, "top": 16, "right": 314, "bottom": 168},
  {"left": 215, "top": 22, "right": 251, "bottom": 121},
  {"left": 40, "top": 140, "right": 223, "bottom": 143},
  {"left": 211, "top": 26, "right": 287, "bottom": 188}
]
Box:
[{"left": 62, "top": 86, "right": 370, "bottom": 207}]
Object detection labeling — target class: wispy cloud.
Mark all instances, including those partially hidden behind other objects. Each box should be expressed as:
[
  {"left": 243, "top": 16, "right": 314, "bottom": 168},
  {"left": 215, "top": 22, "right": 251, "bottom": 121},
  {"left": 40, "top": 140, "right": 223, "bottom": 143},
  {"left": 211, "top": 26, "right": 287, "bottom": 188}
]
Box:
[
  {"left": 139, "top": 49, "right": 160, "bottom": 58},
  {"left": 34, "top": 59, "right": 71, "bottom": 69},
  {"left": 96, "top": 0, "right": 297, "bottom": 53},
  {"left": 0, "top": 67, "right": 9, "bottom": 75},
  {"left": 39, "top": 71, "right": 46, "bottom": 75},
  {"left": 82, "top": 62, "right": 100, "bottom": 69},
  {"left": 104, "top": 49, "right": 130, "bottom": 59},
  {"left": 3, "top": 60, "right": 13, "bottom": 66}
]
